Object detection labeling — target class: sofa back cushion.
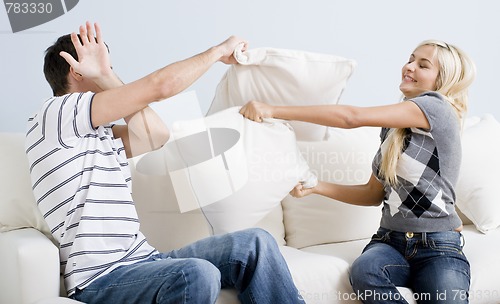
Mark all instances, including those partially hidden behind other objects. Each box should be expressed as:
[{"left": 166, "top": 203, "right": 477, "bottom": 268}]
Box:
[
  {"left": 0, "top": 132, "right": 54, "bottom": 243},
  {"left": 456, "top": 114, "right": 500, "bottom": 233},
  {"left": 208, "top": 47, "right": 356, "bottom": 141},
  {"left": 283, "top": 127, "right": 383, "bottom": 249}
]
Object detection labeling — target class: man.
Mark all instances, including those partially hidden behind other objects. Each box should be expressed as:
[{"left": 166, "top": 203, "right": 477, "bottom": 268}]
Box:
[{"left": 26, "top": 21, "right": 303, "bottom": 304}]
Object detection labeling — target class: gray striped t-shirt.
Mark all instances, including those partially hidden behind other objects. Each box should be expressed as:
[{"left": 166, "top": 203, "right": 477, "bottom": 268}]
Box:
[{"left": 25, "top": 92, "right": 157, "bottom": 296}]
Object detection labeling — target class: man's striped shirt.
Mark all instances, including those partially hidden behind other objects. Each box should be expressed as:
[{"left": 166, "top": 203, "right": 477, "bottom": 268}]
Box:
[{"left": 25, "top": 92, "right": 157, "bottom": 296}]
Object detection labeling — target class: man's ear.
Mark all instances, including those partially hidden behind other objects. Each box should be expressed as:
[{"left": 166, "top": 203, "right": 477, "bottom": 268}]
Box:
[{"left": 69, "top": 66, "right": 84, "bottom": 81}]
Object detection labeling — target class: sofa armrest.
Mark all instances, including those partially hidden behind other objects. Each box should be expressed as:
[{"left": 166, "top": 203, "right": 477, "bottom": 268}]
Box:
[{"left": 0, "top": 228, "right": 61, "bottom": 304}]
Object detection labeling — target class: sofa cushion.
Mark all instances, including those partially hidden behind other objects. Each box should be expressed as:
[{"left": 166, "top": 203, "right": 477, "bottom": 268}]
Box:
[
  {"left": 460, "top": 225, "right": 500, "bottom": 304},
  {"left": 279, "top": 246, "right": 354, "bottom": 304},
  {"left": 456, "top": 114, "right": 500, "bottom": 233},
  {"left": 300, "top": 240, "right": 417, "bottom": 304},
  {"left": 283, "top": 127, "right": 383, "bottom": 248},
  {"left": 133, "top": 107, "right": 312, "bottom": 247},
  {"left": 0, "top": 228, "right": 60, "bottom": 304},
  {"left": 283, "top": 244, "right": 417, "bottom": 304},
  {"left": 0, "top": 133, "right": 54, "bottom": 243},
  {"left": 208, "top": 47, "right": 356, "bottom": 141}
]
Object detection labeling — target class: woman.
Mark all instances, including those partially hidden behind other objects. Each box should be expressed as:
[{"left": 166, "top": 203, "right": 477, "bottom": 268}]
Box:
[{"left": 240, "top": 40, "right": 476, "bottom": 303}]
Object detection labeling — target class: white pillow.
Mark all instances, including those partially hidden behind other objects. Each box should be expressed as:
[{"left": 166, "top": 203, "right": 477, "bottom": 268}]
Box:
[
  {"left": 135, "top": 107, "right": 312, "bottom": 246},
  {"left": 283, "top": 127, "right": 383, "bottom": 249},
  {"left": 131, "top": 145, "right": 285, "bottom": 251},
  {"left": 208, "top": 47, "right": 356, "bottom": 141},
  {"left": 456, "top": 114, "right": 500, "bottom": 233},
  {"left": 130, "top": 153, "right": 214, "bottom": 252},
  {"left": 0, "top": 133, "right": 54, "bottom": 243}
]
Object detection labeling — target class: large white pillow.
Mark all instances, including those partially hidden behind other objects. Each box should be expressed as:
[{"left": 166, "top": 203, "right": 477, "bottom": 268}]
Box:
[
  {"left": 130, "top": 152, "right": 215, "bottom": 252},
  {"left": 131, "top": 158, "right": 286, "bottom": 251},
  {"left": 0, "top": 133, "right": 54, "bottom": 243},
  {"left": 283, "top": 126, "right": 383, "bottom": 249},
  {"left": 456, "top": 114, "right": 500, "bottom": 233},
  {"left": 135, "top": 107, "right": 312, "bottom": 246},
  {"left": 208, "top": 47, "right": 356, "bottom": 141}
]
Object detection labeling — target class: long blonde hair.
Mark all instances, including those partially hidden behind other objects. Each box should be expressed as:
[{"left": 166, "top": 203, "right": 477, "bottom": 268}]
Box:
[{"left": 379, "top": 40, "right": 476, "bottom": 186}]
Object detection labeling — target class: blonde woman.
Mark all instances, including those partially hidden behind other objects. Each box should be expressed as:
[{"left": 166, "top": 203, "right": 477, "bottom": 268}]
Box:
[{"left": 240, "top": 40, "right": 476, "bottom": 303}]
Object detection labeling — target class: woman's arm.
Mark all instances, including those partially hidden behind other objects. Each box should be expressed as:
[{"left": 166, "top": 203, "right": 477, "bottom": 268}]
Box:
[
  {"left": 290, "top": 173, "right": 386, "bottom": 207},
  {"left": 240, "top": 100, "right": 430, "bottom": 130}
]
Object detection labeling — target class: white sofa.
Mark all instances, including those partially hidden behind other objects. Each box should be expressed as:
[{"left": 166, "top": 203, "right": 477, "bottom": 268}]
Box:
[{"left": 1, "top": 111, "right": 500, "bottom": 303}]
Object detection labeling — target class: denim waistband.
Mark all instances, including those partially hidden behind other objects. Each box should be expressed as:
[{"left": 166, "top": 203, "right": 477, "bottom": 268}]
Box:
[{"left": 377, "top": 227, "right": 463, "bottom": 245}]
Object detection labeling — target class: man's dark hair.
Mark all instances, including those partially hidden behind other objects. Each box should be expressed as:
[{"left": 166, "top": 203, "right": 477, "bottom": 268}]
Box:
[{"left": 43, "top": 34, "right": 79, "bottom": 96}]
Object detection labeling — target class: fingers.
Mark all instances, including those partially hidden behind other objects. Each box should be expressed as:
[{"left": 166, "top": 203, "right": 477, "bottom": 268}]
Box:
[
  {"left": 226, "top": 35, "right": 247, "bottom": 48},
  {"left": 235, "top": 40, "right": 248, "bottom": 52},
  {"left": 218, "top": 36, "right": 248, "bottom": 64},
  {"left": 61, "top": 31, "right": 81, "bottom": 65},
  {"left": 62, "top": 21, "right": 103, "bottom": 74},
  {"left": 239, "top": 101, "right": 271, "bottom": 122},
  {"left": 239, "top": 102, "right": 261, "bottom": 122},
  {"left": 70, "top": 31, "right": 82, "bottom": 49},
  {"left": 289, "top": 183, "right": 304, "bottom": 198},
  {"left": 78, "top": 24, "right": 86, "bottom": 44},
  {"left": 86, "top": 21, "right": 95, "bottom": 43},
  {"left": 94, "top": 22, "right": 103, "bottom": 44},
  {"left": 77, "top": 21, "right": 97, "bottom": 45},
  {"left": 59, "top": 51, "right": 78, "bottom": 66}
]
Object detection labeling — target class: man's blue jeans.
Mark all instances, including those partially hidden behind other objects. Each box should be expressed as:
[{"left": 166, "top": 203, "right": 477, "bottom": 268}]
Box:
[
  {"left": 71, "top": 228, "right": 304, "bottom": 304},
  {"left": 350, "top": 227, "right": 470, "bottom": 304}
]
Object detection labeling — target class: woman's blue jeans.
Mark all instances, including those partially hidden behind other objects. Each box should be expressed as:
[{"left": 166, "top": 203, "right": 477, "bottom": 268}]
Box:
[
  {"left": 350, "top": 227, "right": 470, "bottom": 304},
  {"left": 71, "top": 228, "right": 304, "bottom": 304}
]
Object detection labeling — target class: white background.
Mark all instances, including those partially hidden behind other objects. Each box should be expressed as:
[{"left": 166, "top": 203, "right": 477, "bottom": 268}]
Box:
[{"left": 1, "top": 0, "right": 499, "bottom": 132}]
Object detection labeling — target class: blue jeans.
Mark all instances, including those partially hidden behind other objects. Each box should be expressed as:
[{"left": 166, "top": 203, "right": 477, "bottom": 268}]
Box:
[
  {"left": 350, "top": 227, "right": 470, "bottom": 304},
  {"left": 71, "top": 228, "right": 304, "bottom": 304}
]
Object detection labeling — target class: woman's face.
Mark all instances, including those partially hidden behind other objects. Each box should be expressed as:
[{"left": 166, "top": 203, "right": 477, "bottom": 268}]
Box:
[{"left": 399, "top": 44, "right": 440, "bottom": 98}]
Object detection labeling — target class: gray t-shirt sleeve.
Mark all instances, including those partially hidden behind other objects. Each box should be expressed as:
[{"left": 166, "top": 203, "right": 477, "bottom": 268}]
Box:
[{"left": 408, "top": 91, "right": 458, "bottom": 133}]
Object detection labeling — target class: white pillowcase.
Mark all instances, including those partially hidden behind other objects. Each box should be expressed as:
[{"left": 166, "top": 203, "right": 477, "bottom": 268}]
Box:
[
  {"left": 283, "top": 127, "right": 382, "bottom": 249},
  {"left": 208, "top": 47, "right": 356, "bottom": 141},
  {"left": 130, "top": 152, "right": 215, "bottom": 252},
  {"left": 456, "top": 114, "right": 500, "bottom": 233},
  {"left": 0, "top": 133, "right": 54, "bottom": 243},
  {"left": 135, "top": 107, "right": 312, "bottom": 246}
]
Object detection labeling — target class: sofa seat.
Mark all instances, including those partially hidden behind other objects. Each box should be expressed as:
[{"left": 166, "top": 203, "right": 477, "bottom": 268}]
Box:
[
  {"left": 300, "top": 225, "right": 500, "bottom": 304},
  {"left": 2, "top": 110, "right": 500, "bottom": 304},
  {"left": 283, "top": 242, "right": 415, "bottom": 304}
]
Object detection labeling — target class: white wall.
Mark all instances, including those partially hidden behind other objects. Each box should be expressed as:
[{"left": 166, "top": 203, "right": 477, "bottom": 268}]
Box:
[{"left": 1, "top": 0, "right": 499, "bottom": 132}]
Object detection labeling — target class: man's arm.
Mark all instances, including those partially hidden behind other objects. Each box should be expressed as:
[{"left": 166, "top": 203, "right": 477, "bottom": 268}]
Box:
[
  {"left": 63, "top": 22, "right": 246, "bottom": 128},
  {"left": 112, "top": 108, "right": 170, "bottom": 158},
  {"left": 89, "top": 41, "right": 242, "bottom": 127},
  {"left": 61, "top": 22, "right": 246, "bottom": 158},
  {"left": 60, "top": 22, "right": 170, "bottom": 157}
]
